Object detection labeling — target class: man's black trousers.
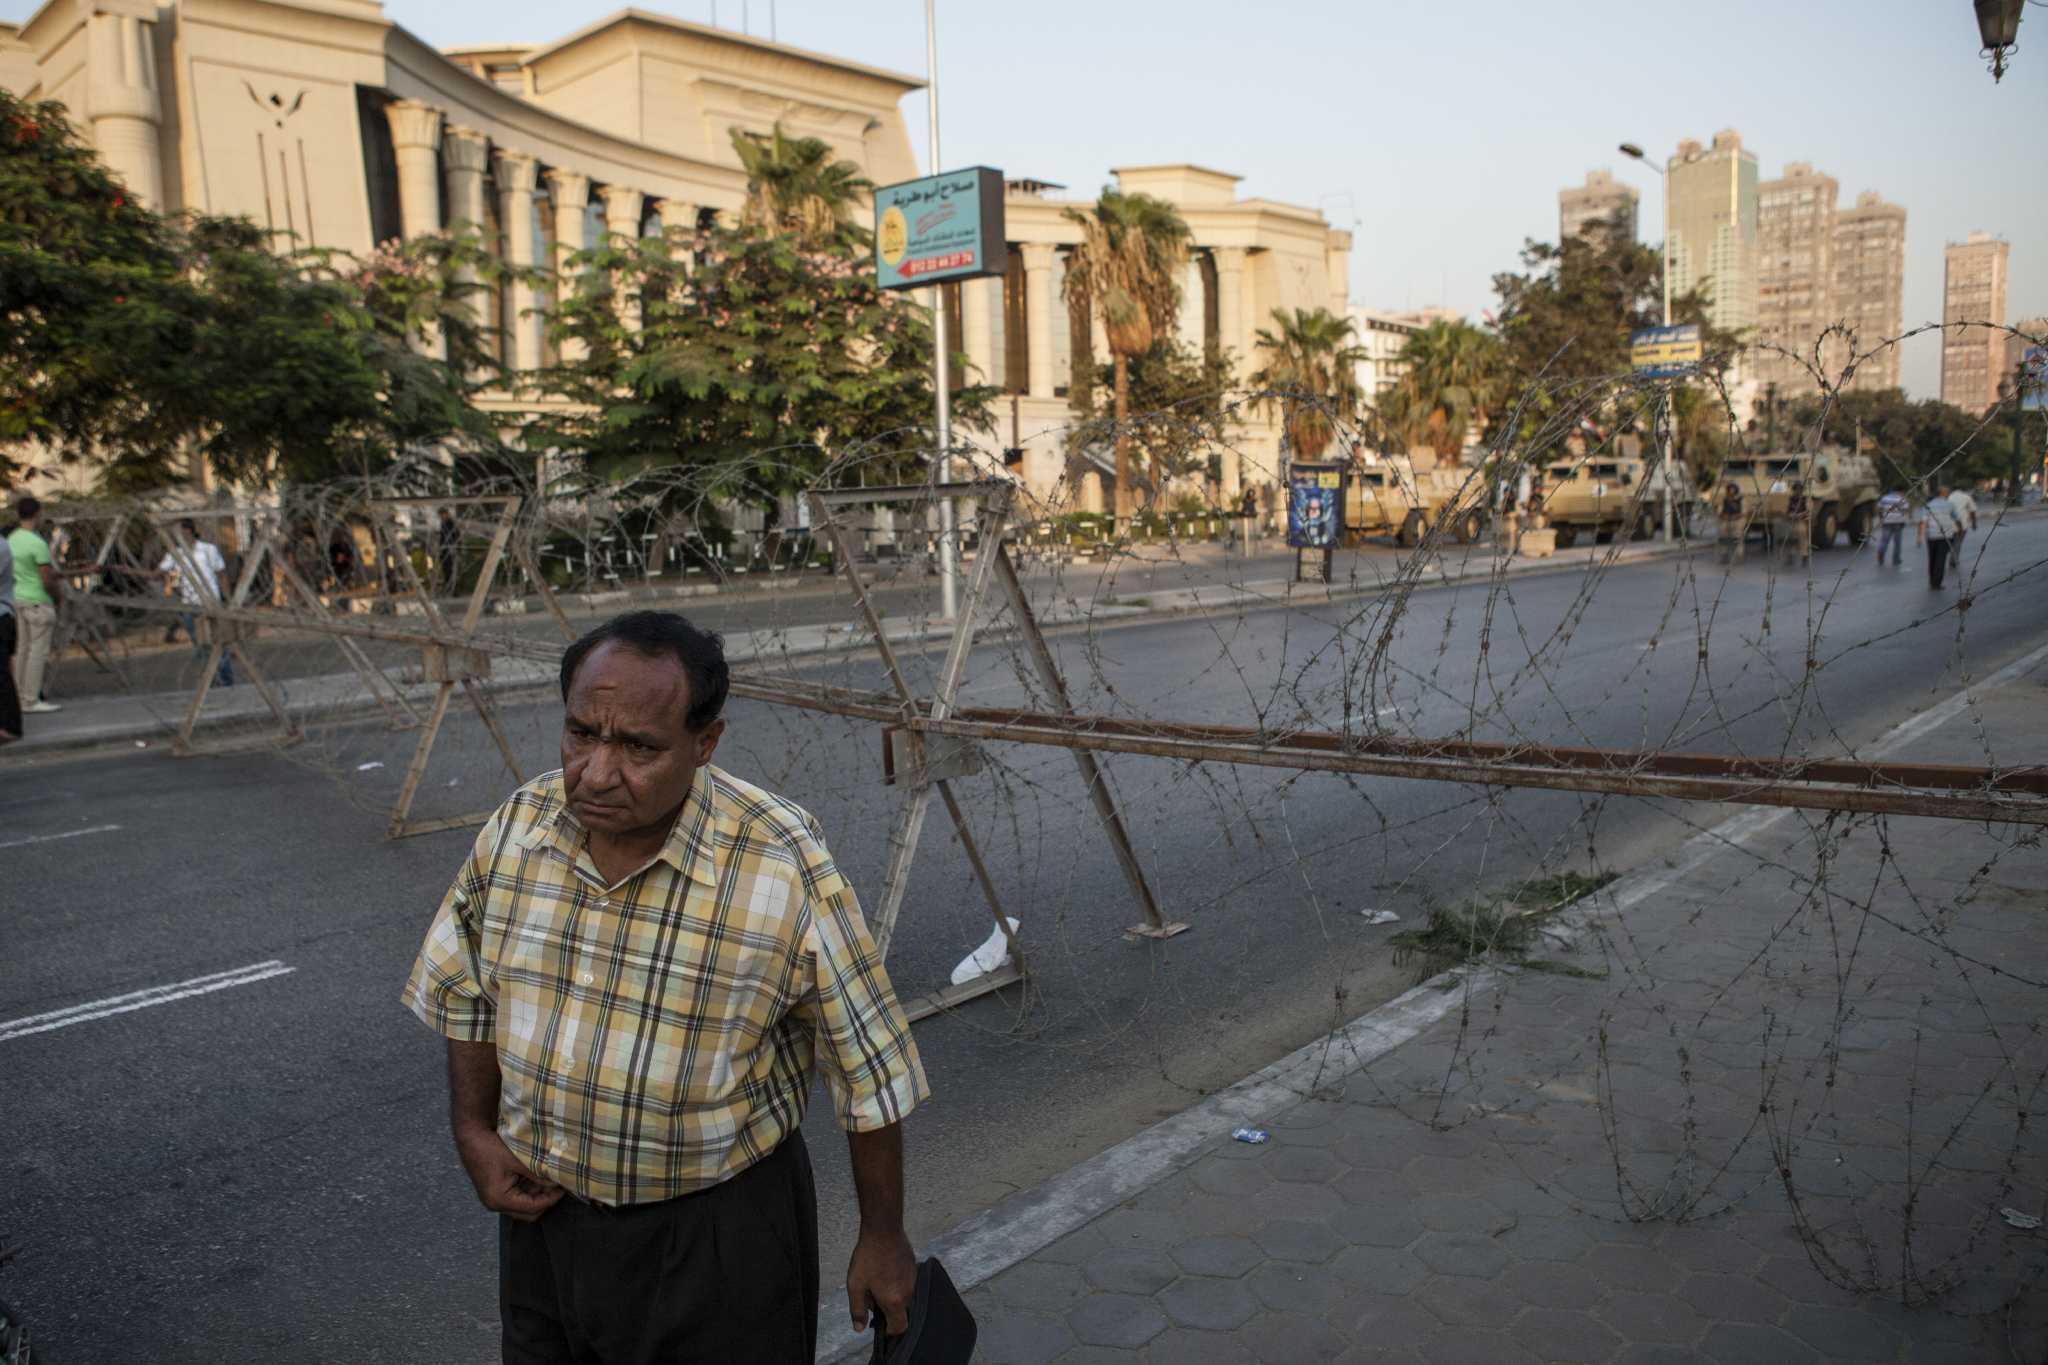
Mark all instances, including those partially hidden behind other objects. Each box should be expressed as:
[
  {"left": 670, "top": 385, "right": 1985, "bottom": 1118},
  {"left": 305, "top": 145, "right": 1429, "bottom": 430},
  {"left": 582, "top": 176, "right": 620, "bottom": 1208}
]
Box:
[
  {"left": 501, "top": 1131, "right": 818, "bottom": 1365},
  {"left": 1927, "top": 536, "right": 1952, "bottom": 589}
]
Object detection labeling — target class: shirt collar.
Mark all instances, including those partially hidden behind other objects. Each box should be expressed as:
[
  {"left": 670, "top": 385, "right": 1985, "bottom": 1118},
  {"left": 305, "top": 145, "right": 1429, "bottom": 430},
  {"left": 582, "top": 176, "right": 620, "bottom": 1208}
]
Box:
[{"left": 517, "top": 766, "right": 721, "bottom": 887}]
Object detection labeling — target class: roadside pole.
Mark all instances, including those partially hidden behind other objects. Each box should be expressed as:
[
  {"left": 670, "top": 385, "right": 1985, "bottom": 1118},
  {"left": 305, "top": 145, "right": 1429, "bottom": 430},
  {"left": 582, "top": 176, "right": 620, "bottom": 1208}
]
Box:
[{"left": 924, "top": 0, "right": 958, "bottom": 621}]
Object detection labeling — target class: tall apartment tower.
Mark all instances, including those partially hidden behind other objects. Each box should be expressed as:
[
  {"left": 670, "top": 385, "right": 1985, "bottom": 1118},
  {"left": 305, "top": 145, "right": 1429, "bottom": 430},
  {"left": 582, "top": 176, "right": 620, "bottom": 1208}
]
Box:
[
  {"left": 1664, "top": 130, "right": 1759, "bottom": 337},
  {"left": 1941, "top": 232, "right": 2011, "bottom": 412},
  {"left": 1559, "top": 169, "right": 1638, "bottom": 244},
  {"left": 1832, "top": 192, "right": 1907, "bottom": 392},
  {"left": 1754, "top": 163, "right": 1838, "bottom": 396}
]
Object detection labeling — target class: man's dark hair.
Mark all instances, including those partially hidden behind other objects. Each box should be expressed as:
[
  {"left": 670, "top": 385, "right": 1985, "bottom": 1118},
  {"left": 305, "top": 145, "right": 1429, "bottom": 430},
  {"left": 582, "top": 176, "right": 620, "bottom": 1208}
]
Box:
[
  {"left": 16, "top": 496, "right": 41, "bottom": 523},
  {"left": 179, "top": 517, "right": 199, "bottom": 535},
  {"left": 560, "top": 611, "right": 729, "bottom": 732}
]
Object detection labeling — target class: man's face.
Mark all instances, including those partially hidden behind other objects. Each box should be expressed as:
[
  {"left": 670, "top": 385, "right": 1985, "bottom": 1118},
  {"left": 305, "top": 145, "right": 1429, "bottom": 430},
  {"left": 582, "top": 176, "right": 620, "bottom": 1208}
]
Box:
[{"left": 561, "top": 641, "right": 723, "bottom": 841}]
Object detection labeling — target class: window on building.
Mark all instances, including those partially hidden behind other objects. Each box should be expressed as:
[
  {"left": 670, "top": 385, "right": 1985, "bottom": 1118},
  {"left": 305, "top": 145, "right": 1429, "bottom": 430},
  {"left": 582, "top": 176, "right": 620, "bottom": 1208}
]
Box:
[{"left": 354, "top": 87, "right": 402, "bottom": 247}]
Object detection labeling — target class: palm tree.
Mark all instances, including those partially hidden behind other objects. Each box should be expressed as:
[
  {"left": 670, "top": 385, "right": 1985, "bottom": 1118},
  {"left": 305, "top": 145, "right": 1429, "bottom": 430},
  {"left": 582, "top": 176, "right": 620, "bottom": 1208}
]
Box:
[
  {"left": 727, "top": 124, "right": 873, "bottom": 247},
  {"left": 1249, "top": 307, "right": 1367, "bottom": 460},
  {"left": 1061, "top": 189, "right": 1190, "bottom": 523},
  {"left": 1384, "top": 320, "right": 1504, "bottom": 460}
]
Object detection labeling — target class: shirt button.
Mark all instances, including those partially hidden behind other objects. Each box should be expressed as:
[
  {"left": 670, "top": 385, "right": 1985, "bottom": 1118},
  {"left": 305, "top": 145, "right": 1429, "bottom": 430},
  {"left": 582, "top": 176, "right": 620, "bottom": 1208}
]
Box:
[{"left": 580, "top": 972, "right": 594, "bottom": 985}]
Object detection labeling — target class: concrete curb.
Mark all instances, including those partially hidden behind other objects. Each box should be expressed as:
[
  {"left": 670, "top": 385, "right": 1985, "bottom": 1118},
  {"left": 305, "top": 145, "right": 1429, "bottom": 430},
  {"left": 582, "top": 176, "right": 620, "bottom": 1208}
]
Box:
[{"left": 812, "top": 634, "right": 2048, "bottom": 1363}]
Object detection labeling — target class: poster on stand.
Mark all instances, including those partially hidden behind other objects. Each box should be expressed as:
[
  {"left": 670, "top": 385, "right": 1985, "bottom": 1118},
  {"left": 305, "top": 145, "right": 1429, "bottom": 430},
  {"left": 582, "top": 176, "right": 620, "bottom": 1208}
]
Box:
[{"left": 1287, "top": 463, "right": 1344, "bottom": 549}]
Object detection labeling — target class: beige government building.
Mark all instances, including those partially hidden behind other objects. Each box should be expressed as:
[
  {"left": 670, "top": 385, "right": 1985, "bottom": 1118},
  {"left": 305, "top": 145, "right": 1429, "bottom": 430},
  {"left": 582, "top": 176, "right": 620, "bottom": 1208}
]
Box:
[{"left": 0, "top": 0, "right": 1352, "bottom": 512}]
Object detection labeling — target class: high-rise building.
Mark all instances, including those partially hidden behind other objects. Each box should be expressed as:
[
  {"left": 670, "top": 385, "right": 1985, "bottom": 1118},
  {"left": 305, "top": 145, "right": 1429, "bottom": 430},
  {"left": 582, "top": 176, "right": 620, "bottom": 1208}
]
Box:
[
  {"left": 1559, "top": 169, "right": 1638, "bottom": 245},
  {"left": 1831, "top": 191, "right": 1907, "bottom": 392},
  {"left": 1754, "top": 163, "right": 1838, "bottom": 396},
  {"left": 1942, "top": 232, "right": 2011, "bottom": 413},
  {"left": 1664, "top": 130, "right": 1759, "bottom": 338}
]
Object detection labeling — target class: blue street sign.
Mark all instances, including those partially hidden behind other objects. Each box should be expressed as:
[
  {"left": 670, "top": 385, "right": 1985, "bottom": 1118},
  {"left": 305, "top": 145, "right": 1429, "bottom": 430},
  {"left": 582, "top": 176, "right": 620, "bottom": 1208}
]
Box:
[
  {"left": 874, "top": 167, "right": 1008, "bottom": 291},
  {"left": 1630, "top": 323, "right": 1703, "bottom": 378}
]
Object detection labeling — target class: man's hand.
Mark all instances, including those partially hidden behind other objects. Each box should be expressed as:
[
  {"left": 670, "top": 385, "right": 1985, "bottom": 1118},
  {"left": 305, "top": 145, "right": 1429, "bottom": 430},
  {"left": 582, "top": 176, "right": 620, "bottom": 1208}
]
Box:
[
  {"left": 846, "top": 1225, "right": 916, "bottom": 1336},
  {"left": 454, "top": 1125, "right": 563, "bottom": 1223}
]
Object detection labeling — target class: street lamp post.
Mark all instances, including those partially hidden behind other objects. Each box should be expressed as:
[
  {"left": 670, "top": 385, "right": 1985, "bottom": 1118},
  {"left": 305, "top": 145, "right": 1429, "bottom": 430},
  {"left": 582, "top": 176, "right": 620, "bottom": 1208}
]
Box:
[
  {"left": 1618, "top": 141, "right": 1675, "bottom": 539},
  {"left": 2007, "top": 360, "right": 2029, "bottom": 508},
  {"left": 923, "top": 0, "right": 959, "bottom": 620}
]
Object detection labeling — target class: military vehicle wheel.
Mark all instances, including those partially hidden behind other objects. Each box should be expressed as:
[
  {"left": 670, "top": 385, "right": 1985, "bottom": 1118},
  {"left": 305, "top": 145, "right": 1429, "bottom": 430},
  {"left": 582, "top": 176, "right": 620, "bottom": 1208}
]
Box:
[
  {"left": 1397, "top": 511, "right": 1424, "bottom": 548},
  {"left": 1553, "top": 525, "right": 1578, "bottom": 549},
  {"left": 1846, "top": 503, "right": 1873, "bottom": 546},
  {"left": 1812, "top": 504, "right": 1840, "bottom": 551},
  {"left": 1455, "top": 509, "right": 1483, "bottom": 544},
  {"left": 1630, "top": 508, "right": 1656, "bottom": 541}
]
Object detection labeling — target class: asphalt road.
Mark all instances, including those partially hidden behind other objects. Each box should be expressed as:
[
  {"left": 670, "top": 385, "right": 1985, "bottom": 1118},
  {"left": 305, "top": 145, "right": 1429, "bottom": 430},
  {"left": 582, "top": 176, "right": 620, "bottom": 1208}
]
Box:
[{"left": 4, "top": 515, "right": 2044, "bottom": 1363}]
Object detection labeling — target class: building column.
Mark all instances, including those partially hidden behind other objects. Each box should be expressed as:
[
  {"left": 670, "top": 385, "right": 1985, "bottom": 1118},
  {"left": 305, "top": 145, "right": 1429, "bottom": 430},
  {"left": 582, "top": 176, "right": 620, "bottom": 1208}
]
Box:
[
  {"left": 493, "top": 150, "right": 542, "bottom": 374},
  {"left": 382, "top": 100, "right": 442, "bottom": 242},
  {"left": 599, "top": 184, "right": 644, "bottom": 330},
  {"left": 655, "top": 198, "right": 698, "bottom": 236},
  {"left": 961, "top": 275, "right": 997, "bottom": 387},
  {"left": 85, "top": 8, "right": 164, "bottom": 210},
  {"left": 1213, "top": 247, "right": 1249, "bottom": 498},
  {"left": 545, "top": 170, "right": 591, "bottom": 362},
  {"left": 1022, "top": 243, "right": 1057, "bottom": 400},
  {"left": 440, "top": 125, "right": 490, "bottom": 234}
]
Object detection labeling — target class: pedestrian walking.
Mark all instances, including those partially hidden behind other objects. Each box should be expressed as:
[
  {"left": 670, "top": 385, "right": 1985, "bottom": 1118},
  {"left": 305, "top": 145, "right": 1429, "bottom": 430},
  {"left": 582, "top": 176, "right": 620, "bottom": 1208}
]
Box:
[
  {"left": 157, "top": 519, "right": 234, "bottom": 688},
  {"left": 8, "top": 496, "right": 62, "bottom": 714},
  {"left": 1917, "top": 485, "right": 1963, "bottom": 590},
  {"left": 1776, "top": 480, "right": 1812, "bottom": 568},
  {"left": 436, "top": 507, "right": 461, "bottom": 593},
  {"left": 0, "top": 532, "right": 20, "bottom": 744},
  {"left": 1947, "top": 483, "right": 1979, "bottom": 561},
  {"left": 403, "top": 611, "right": 927, "bottom": 1363},
  {"left": 1873, "top": 486, "right": 1909, "bottom": 568},
  {"left": 1715, "top": 480, "right": 1746, "bottom": 565}
]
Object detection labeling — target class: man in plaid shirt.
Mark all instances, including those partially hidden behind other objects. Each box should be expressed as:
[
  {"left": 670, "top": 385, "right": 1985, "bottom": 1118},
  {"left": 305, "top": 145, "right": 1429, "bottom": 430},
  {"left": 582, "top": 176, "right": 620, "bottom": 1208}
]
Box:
[{"left": 405, "top": 611, "right": 927, "bottom": 1363}]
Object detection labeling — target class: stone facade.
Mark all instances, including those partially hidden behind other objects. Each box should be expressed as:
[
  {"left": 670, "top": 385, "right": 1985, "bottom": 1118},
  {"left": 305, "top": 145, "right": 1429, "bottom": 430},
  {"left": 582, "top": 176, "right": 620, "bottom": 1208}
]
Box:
[
  {"left": 1557, "top": 169, "right": 1637, "bottom": 246},
  {"left": 1942, "top": 232, "right": 2011, "bottom": 413},
  {"left": 1, "top": 2, "right": 1352, "bottom": 512}
]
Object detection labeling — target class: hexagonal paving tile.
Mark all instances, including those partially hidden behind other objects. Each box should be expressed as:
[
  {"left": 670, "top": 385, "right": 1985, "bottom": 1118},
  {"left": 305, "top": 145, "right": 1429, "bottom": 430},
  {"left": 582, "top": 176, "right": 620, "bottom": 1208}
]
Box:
[
  {"left": 1252, "top": 1218, "right": 1345, "bottom": 1263},
  {"left": 1329, "top": 1243, "right": 1431, "bottom": 1297},
  {"left": 972, "top": 1309, "right": 1076, "bottom": 1365},
  {"left": 1248, "top": 1260, "right": 1345, "bottom": 1316},
  {"left": 988, "top": 1260, "right": 1092, "bottom": 1309},
  {"left": 1171, "top": 1234, "right": 1263, "bottom": 1278},
  {"left": 1415, "top": 1275, "right": 1527, "bottom": 1329},
  {"left": 1090, "top": 1207, "right": 1189, "bottom": 1249},
  {"left": 1157, "top": 1274, "right": 1260, "bottom": 1331},
  {"left": 1674, "top": 1271, "right": 1788, "bottom": 1325},
  {"left": 1267, "top": 1146, "right": 1349, "bottom": 1184},
  {"left": 1699, "top": 1322, "right": 1821, "bottom": 1363},
  {"left": 1081, "top": 1246, "right": 1178, "bottom": 1296},
  {"left": 1413, "top": 1231, "right": 1512, "bottom": 1280},
  {"left": 1326, "top": 1206, "right": 1426, "bottom": 1249},
  {"left": 1575, "top": 1243, "right": 1679, "bottom": 1294},
  {"left": 1779, "top": 1303, "right": 1904, "bottom": 1360},
  {"left": 1494, "top": 1215, "right": 1598, "bottom": 1263},
  {"left": 1191, "top": 1156, "right": 1275, "bottom": 1198},
  {"left": 1149, "top": 1326, "right": 1266, "bottom": 1365},
  {"left": 1410, "top": 1194, "right": 1512, "bottom": 1236},
  {"left": 1514, "top": 1306, "right": 1624, "bottom": 1363},
  {"left": 1419, "top": 1327, "right": 1540, "bottom": 1364},
  {"left": 1063, "top": 1293, "right": 1168, "bottom": 1350},
  {"left": 1245, "top": 1310, "right": 1351, "bottom": 1363},
  {"left": 1337, "top": 1290, "right": 1447, "bottom": 1347},
  {"left": 1592, "top": 1291, "right": 1705, "bottom": 1346},
  {"left": 1499, "top": 1259, "right": 1607, "bottom": 1311}
]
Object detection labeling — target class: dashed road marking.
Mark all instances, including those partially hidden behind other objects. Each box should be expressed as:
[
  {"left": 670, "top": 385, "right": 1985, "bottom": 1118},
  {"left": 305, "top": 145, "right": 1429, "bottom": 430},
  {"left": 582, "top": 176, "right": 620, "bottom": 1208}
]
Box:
[{"left": 0, "top": 823, "right": 123, "bottom": 850}]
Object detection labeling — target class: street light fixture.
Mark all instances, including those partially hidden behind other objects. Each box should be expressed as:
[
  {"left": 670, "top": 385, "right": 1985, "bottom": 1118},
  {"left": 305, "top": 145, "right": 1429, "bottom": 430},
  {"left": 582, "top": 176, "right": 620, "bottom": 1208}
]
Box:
[{"left": 1975, "top": 0, "right": 2024, "bottom": 82}]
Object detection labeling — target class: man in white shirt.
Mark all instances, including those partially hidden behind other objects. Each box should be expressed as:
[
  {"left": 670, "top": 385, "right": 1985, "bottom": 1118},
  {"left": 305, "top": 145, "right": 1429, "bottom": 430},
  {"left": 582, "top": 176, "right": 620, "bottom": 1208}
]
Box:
[
  {"left": 1917, "top": 487, "right": 1963, "bottom": 591},
  {"left": 1946, "top": 485, "right": 1979, "bottom": 560},
  {"left": 158, "top": 519, "right": 234, "bottom": 687}
]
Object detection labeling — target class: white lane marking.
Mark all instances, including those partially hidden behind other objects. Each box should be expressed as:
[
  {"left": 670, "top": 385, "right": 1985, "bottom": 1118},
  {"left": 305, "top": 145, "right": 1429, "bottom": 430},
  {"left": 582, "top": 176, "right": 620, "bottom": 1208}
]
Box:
[
  {"left": 0, "top": 960, "right": 295, "bottom": 1043},
  {"left": 0, "top": 823, "right": 123, "bottom": 851}
]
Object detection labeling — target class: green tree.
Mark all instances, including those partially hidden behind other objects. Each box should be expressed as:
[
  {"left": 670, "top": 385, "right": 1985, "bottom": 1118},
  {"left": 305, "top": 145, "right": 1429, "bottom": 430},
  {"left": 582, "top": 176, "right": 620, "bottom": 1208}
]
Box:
[
  {"left": 1381, "top": 319, "right": 1505, "bottom": 460},
  {"left": 1780, "top": 387, "right": 2007, "bottom": 489},
  {"left": 1061, "top": 189, "right": 1190, "bottom": 522},
  {"left": 728, "top": 123, "right": 874, "bottom": 248},
  {"left": 1249, "top": 306, "right": 1366, "bottom": 460},
  {"left": 535, "top": 218, "right": 991, "bottom": 500},
  {"left": 1068, "top": 340, "right": 1236, "bottom": 500}
]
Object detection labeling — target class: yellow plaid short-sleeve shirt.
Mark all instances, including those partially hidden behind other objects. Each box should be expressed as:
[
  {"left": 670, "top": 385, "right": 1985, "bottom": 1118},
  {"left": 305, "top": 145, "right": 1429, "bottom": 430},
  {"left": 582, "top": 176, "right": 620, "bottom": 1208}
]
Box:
[{"left": 402, "top": 764, "right": 928, "bottom": 1206}]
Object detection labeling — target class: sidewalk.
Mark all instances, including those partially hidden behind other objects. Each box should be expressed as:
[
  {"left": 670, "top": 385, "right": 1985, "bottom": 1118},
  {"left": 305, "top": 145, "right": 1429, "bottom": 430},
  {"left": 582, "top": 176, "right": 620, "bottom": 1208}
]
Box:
[
  {"left": 830, "top": 645, "right": 2048, "bottom": 1363},
  {"left": 4, "top": 538, "right": 1686, "bottom": 763}
]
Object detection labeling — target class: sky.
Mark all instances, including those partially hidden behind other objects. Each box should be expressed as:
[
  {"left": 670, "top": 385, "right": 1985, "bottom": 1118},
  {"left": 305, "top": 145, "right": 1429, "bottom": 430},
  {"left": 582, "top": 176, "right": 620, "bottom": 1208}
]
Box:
[{"left": 10, "top": 0, "right": 2043, "bottom": 397}]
